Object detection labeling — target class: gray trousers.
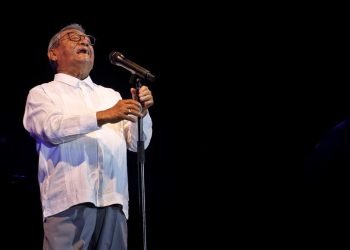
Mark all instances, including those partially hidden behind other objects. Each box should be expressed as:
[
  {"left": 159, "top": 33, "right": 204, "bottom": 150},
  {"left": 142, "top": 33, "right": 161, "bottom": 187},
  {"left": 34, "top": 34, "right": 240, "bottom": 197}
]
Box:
[{"left": 43, "top": 203, "right": 127, "bottom": 250}]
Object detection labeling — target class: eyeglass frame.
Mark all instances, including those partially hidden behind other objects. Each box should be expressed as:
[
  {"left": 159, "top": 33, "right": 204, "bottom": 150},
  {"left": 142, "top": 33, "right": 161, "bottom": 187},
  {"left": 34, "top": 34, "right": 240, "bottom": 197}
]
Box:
[{"left": 50, "top": 32, "right": 96, "bottom": 49}]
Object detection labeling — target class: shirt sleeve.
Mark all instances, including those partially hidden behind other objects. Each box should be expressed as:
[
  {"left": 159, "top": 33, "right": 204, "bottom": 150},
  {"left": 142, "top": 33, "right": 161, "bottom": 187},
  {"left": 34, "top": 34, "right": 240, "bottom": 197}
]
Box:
[
  {"left": 125, "top": 112, "right": 153, "bottom": 152},
  {"left": 23, "top": 86, "right": 99, "bottom": 145}
]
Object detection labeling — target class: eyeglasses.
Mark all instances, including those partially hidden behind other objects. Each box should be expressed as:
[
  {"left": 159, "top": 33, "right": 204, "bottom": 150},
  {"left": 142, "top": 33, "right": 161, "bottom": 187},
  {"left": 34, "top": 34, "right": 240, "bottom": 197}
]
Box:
[{"left": 58, "top": 32, "right": 96, "bottom": 46}]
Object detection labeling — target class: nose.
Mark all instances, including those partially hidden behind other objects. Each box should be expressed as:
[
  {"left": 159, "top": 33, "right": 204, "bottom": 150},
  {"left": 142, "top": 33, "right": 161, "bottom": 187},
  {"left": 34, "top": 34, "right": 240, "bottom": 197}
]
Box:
[
  {"left": 79, "top": 35, "right": 92, "bottom": 46},
  {"left": 79, "top": 40, "right": 90, "bottom": 46}
]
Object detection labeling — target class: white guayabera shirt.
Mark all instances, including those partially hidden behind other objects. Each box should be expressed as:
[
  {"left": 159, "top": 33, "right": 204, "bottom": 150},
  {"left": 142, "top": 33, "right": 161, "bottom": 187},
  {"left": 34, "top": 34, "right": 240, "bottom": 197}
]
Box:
[{"left": 23, "top": 73, "right": 152, "bottom": 219}]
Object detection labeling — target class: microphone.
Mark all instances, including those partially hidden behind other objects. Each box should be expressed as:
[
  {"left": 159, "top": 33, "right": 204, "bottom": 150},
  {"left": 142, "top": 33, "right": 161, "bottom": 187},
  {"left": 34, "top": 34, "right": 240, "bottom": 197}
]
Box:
[{"left": 109, "top": 51, "right": 155, "bottom": 82}]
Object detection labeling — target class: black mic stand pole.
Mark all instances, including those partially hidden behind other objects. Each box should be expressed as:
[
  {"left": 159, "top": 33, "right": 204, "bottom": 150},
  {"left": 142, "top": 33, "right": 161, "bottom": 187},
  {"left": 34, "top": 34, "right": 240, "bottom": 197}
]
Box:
[{"left": 129, "top": 74, "right": 147, "bottom": 250}]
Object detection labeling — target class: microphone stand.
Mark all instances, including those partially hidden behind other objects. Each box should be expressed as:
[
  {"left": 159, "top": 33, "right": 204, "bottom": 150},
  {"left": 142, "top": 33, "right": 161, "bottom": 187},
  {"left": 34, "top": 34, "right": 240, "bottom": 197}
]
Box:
[{"left": 129, "top": 74, "right": 147, "bottom": 250}]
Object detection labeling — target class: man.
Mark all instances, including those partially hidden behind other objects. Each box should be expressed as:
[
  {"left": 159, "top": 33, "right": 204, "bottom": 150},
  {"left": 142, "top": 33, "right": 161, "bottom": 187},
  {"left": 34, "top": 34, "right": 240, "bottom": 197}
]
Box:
[{"left": 23, "top": 23, "right": 154, "bottom": 250}]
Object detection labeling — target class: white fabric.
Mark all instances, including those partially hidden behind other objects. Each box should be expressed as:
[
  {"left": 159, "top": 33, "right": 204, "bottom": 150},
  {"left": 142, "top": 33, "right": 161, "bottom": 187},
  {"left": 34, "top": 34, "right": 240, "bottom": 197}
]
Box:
[{"left": 23, "top": 73, "right": 152, "bottom": 219}]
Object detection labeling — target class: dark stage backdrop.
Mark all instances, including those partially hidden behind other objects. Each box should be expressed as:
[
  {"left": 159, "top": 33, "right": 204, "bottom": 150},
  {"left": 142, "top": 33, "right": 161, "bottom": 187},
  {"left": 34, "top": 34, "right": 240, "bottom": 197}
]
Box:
[{"left": 0, "top": 14, "right": 178, "bottom": 250}]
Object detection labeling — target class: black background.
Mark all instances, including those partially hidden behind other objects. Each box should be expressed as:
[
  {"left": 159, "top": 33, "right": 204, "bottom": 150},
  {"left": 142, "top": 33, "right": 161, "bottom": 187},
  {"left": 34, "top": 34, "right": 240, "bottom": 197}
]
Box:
[{"left": 0, "top": 11, "right": 185, "bottom": 250}]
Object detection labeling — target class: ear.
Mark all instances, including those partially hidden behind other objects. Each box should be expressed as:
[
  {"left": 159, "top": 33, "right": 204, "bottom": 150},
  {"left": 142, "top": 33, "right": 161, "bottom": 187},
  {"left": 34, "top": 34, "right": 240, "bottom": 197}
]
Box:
[{"left": 48, "top": 49, "right": 57, "bottom": 62}]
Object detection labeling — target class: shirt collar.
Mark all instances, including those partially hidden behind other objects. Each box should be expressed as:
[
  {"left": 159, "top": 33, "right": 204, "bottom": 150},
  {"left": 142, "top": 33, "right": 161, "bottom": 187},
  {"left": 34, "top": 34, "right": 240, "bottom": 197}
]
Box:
[{"left": 54, "top": 73, "right": 94, "bottom": 89}]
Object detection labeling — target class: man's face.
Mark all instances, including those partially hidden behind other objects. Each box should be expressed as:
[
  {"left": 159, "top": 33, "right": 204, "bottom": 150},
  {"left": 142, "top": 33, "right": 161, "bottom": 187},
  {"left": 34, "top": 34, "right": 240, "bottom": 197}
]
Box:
[{"left": 48, "top": 29, "right": 95, "bottom": 77}]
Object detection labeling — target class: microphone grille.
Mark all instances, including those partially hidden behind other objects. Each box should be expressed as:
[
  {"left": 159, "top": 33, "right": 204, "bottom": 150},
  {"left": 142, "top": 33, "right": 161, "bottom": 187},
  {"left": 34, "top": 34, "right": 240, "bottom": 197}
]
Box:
[{"left": 109, "top": 51, "right": 124, "bottom": 64}]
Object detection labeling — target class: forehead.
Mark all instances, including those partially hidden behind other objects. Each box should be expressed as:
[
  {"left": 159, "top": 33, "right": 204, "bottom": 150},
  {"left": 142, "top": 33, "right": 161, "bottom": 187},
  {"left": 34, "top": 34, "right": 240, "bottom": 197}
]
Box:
[{"left": 59, "top": 29, "right": 85, "bottom": 37}]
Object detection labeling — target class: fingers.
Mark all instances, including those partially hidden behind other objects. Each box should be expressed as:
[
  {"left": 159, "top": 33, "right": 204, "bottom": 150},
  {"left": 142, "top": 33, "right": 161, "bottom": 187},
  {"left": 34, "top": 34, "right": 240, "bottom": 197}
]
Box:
[
  {"left": 130, "top": 88, "right": 137, "bottom": 100},
  {"left": 122, "top": 99, "right": 142, "bottom": 117},
  {"left": 137, "top": 86, "right": 154, "bottom": 109},
  {"left": 127, "top": 86, "right": 153, "bottom": 118}
]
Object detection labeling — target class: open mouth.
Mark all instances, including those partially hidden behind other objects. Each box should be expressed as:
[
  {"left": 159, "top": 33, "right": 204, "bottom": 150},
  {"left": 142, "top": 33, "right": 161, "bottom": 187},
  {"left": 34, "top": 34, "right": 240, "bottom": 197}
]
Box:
[{"left": 77, "top": 48, "right": 89, "bottom": 55}]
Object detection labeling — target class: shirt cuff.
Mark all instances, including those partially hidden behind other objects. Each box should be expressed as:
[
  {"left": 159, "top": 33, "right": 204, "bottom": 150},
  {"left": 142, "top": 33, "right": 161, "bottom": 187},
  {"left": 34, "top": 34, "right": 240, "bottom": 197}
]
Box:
[{"left": 79, "top": 112, "right": 99, "bottom": 134}]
